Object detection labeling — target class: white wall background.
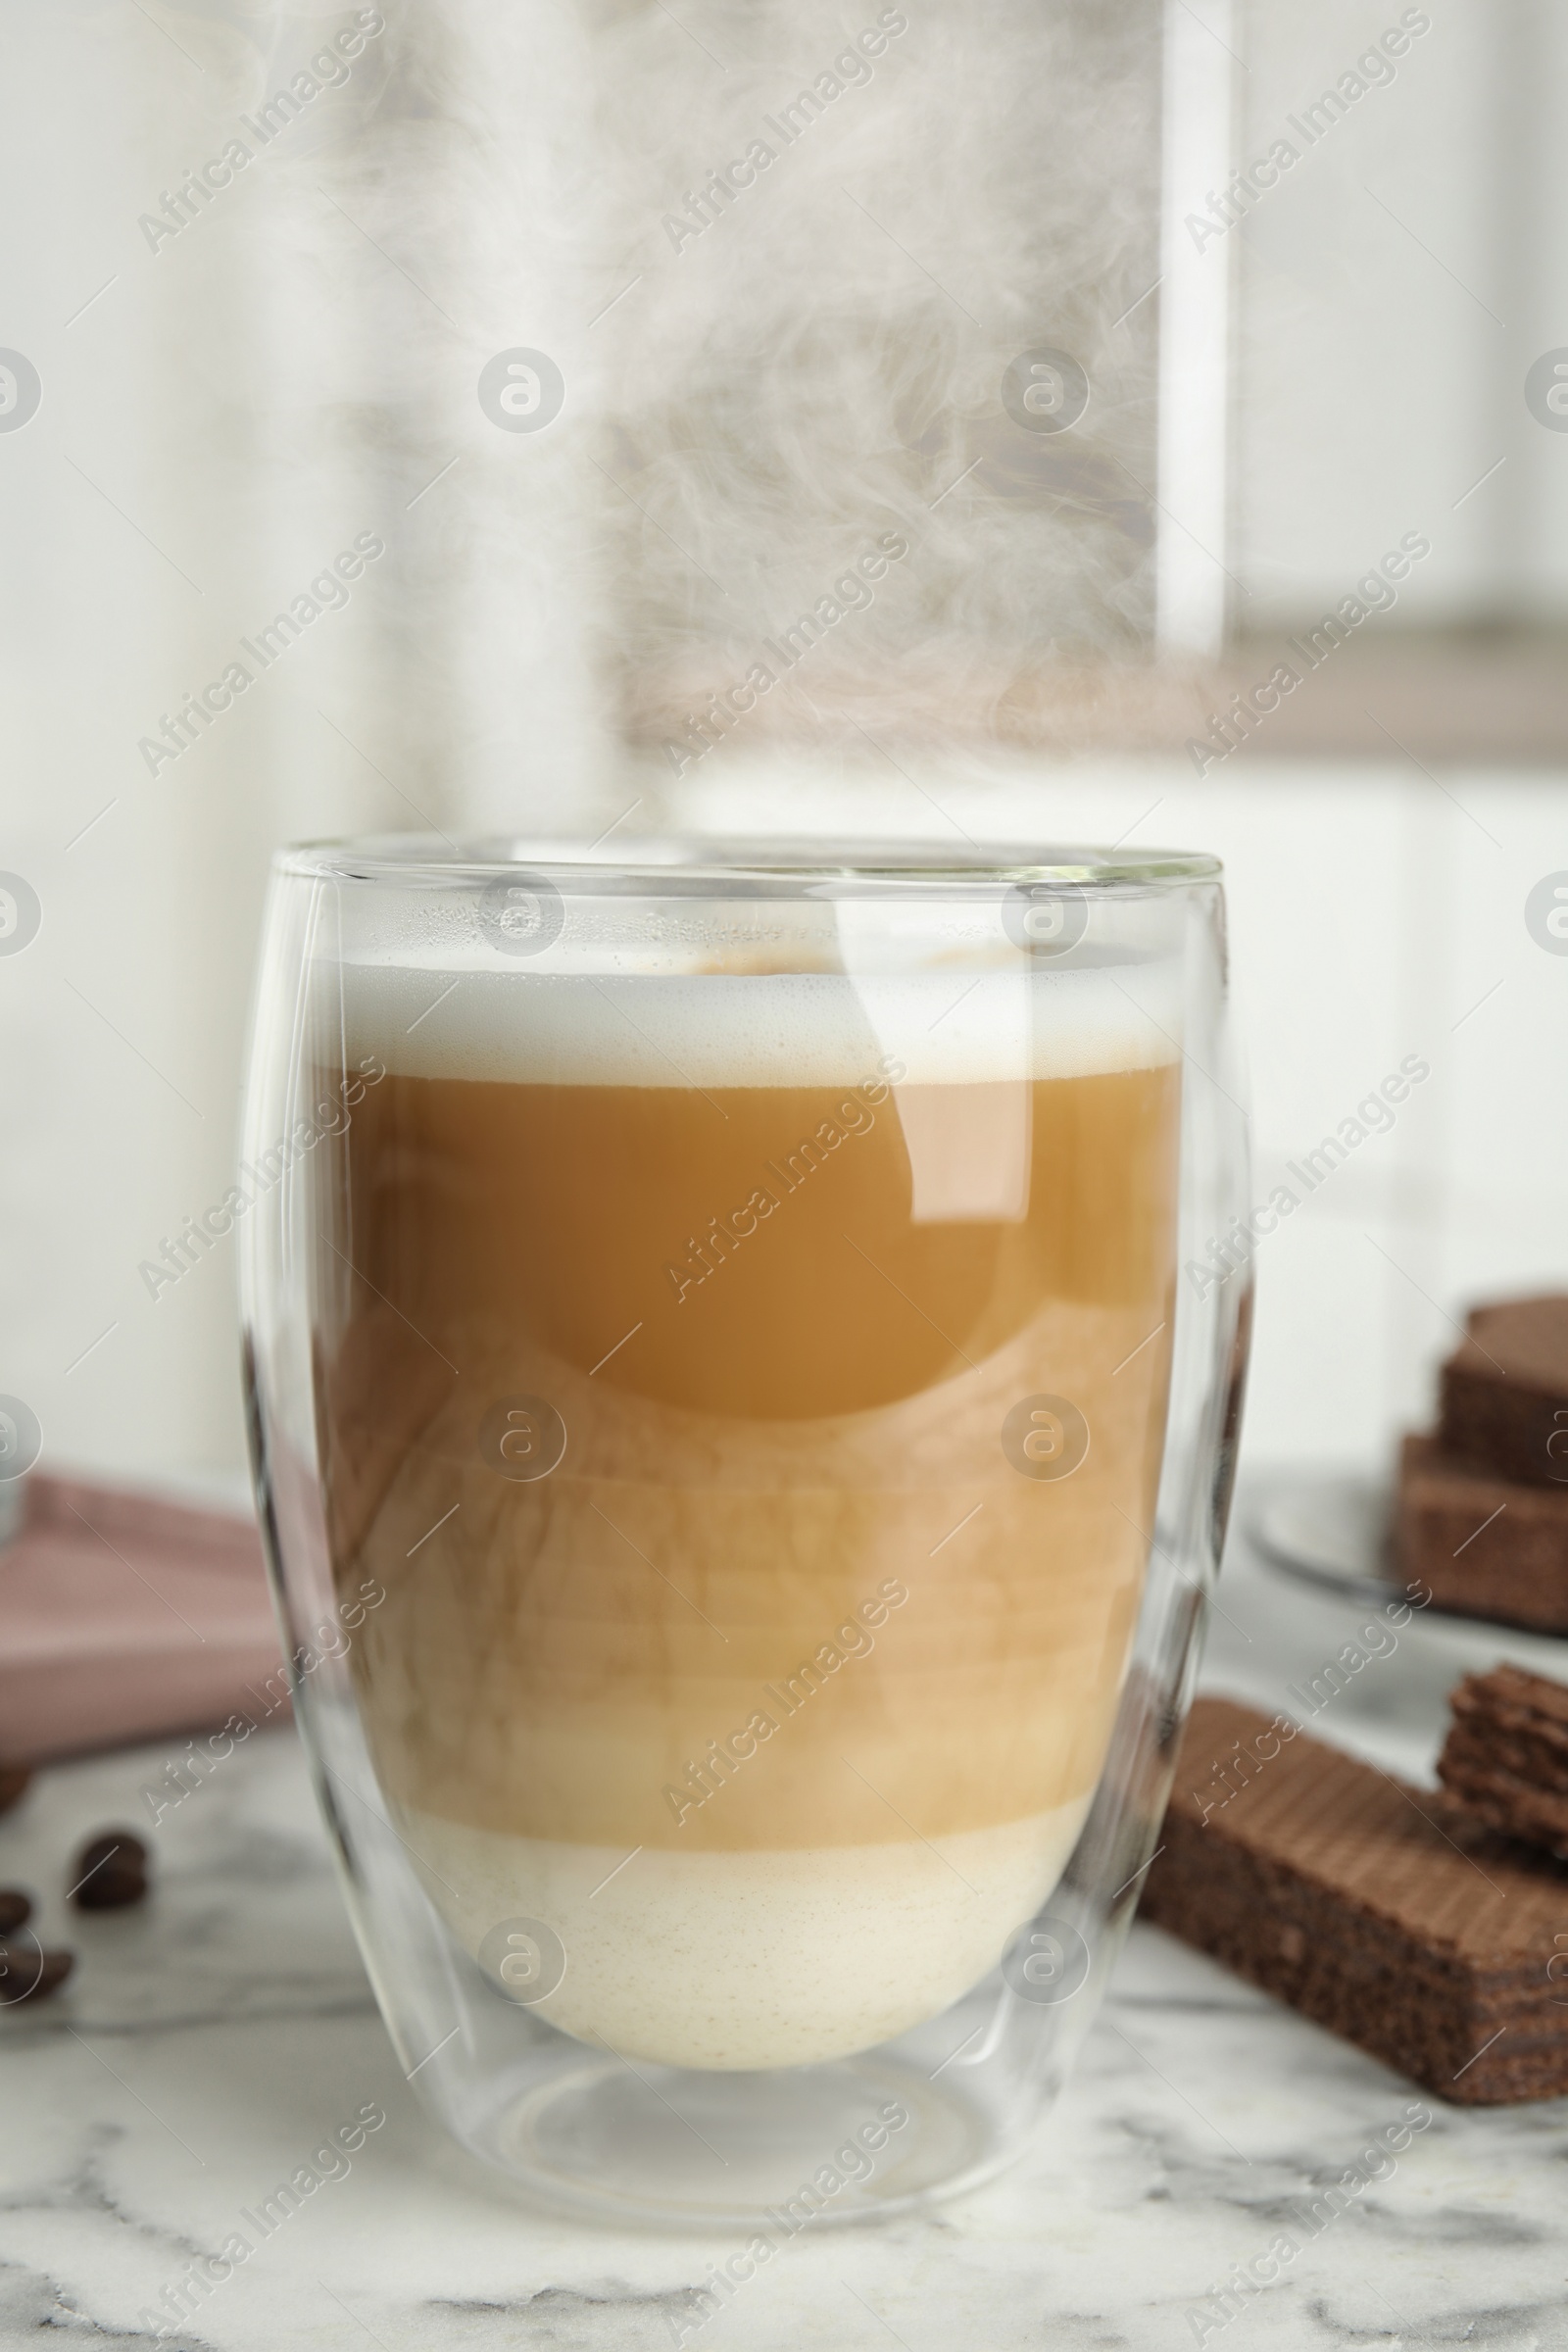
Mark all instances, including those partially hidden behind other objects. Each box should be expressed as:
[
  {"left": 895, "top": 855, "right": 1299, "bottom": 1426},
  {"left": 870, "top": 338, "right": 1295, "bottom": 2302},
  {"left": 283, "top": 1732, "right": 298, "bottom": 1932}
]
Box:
[
  {"left": 1, "top": 0, "right": 1565, "bottom": 1487},
  {"left": 1233, "top": 0, "right": 1568, "bottom": 628}
]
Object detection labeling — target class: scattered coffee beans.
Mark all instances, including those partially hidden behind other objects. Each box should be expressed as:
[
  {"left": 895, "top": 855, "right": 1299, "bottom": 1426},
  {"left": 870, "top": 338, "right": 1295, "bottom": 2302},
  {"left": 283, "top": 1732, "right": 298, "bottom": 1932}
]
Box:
[
  {"left": 0, "top": 1942, "right": 74, "bottom": 2004},
  {"left": 0, "top": 1786, "right": 138, "bottom": 2006},
  {"left": 0, "top": 1798, "right": 153, "bottom": 2008}
]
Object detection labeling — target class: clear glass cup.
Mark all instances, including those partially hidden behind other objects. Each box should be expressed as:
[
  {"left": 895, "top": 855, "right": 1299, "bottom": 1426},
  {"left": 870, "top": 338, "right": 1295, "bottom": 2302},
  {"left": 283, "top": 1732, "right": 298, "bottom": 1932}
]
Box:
[{"left": 239, "top": 836, "right": 1250, "bottom": 2230}]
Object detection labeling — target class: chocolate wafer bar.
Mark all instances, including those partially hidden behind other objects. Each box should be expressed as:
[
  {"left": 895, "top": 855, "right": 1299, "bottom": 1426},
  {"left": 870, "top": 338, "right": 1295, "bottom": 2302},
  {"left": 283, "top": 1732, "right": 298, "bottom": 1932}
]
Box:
[
  {"left": 1140, "top": 1697, "right": 1568, "bottom": 2103},
  {"left": 1396, "top": 1434, "right": 1568, "bottom": 1635},
  {"left": 1437, "top": 1665, "right": 1568, "bottom": 1859},
  {"left": 1439, "top": 1295, "right": 1568, "bottom": 1490}
]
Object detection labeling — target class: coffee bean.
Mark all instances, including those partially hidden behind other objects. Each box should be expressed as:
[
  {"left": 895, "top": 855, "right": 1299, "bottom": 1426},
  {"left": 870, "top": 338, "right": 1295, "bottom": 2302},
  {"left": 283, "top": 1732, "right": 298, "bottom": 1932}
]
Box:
[
  {"left": 0, "top": 1888, "right": 31, "bottom": 1935},
  {"left": 71, "top": 1830, "right": 148, "bottom": 1911},
  {"left": 31, "top": 1949, "right": 74, "bottom": 1999},
  {"left": 0, "top": 1767, "right": 30, "bottom": 1817},
  {"left": 0, "top": 1940, "right": 73, "bottom": 2004}
]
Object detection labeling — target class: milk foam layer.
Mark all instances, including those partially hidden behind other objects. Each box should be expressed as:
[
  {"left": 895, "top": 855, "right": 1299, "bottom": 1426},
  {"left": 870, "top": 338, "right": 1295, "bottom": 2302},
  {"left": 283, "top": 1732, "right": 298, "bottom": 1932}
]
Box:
[
  {"left": 403, "top": 1799, "right": 1090, "bottom": 2069},
  {"left": 327, "top": 958, "right": 1183, "bottom": 1090}
]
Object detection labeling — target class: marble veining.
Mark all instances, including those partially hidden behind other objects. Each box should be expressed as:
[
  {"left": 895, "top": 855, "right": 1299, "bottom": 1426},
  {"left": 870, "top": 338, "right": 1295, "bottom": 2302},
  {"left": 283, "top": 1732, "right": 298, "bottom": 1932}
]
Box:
[{"left": 3, "top": 1499, "right": 1567, "bottom": 2349}]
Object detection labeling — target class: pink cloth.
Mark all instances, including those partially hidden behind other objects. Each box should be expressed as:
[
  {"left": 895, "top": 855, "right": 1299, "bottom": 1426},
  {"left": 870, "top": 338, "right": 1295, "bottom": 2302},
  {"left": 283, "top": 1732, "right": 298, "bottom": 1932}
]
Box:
[{"left": 0, "top": 1475, "right": 286, "bottom": 1763}]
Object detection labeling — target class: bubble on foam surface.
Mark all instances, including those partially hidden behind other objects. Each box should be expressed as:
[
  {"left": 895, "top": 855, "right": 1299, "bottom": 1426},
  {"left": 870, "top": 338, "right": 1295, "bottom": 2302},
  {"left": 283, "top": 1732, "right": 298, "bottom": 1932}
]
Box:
[{"left": 325, "top": 957, "right": 1182, "bottom": 1089}]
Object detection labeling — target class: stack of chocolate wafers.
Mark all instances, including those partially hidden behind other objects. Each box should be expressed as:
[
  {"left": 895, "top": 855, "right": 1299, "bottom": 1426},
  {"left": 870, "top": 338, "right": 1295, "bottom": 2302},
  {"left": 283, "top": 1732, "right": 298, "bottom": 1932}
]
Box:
[
  {"left": 1398, "top": 1295, "right": 1568, "bottom": 1634},
  {"left": 1142, "top": 1693, "right": 1568, "bottom": 2102},
  {"left": 1136, "top": 1299, "right": 1568, "bottom": 2104}
]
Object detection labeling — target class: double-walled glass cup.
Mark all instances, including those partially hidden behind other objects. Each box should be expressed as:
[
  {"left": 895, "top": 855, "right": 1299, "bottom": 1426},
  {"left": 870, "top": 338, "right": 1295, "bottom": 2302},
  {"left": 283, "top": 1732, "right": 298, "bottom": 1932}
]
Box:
[{"left": 239, "top": 837, "right": 1250, "bottom": 2230}]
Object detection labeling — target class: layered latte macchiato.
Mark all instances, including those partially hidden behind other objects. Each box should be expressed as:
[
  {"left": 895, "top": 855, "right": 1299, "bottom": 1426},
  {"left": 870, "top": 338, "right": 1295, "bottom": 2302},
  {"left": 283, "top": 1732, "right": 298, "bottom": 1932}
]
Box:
[{"left": 313, "top": 950, "right": 1181, "bottom": 2067}]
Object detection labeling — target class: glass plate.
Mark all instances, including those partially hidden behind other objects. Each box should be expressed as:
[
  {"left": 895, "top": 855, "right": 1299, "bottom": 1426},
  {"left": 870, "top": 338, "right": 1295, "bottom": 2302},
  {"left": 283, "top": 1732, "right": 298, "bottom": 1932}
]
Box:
[{"left": 1250, "top": 1470, "right": 1568, "bottom": 1675}]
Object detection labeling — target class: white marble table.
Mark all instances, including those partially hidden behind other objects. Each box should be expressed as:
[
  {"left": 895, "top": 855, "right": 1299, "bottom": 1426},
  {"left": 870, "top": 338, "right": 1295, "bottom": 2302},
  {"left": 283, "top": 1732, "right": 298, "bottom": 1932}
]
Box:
[{"left": 4, "top": 1492, "right": 1566, "bottom": 2351}]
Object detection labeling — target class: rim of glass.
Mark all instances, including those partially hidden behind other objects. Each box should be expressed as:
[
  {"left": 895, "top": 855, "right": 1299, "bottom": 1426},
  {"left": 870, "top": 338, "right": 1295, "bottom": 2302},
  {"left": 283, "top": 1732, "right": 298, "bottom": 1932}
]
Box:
[{"left": 277, "top": 833, "right": 1221, "bottom": 890}]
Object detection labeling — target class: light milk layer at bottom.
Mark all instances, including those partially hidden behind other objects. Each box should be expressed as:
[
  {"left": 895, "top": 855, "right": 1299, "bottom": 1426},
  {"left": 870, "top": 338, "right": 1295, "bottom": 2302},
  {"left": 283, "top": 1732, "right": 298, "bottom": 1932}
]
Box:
[{"left": 400, "top": 1799, "right": 1091, "bottom": 2069}]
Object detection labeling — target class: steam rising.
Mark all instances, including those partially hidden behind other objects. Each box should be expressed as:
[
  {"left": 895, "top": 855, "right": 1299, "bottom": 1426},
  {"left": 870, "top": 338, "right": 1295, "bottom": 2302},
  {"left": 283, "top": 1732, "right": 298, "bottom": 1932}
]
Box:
[{"left": 231, "top": 0, "right": 1163, "bottom": 823}]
